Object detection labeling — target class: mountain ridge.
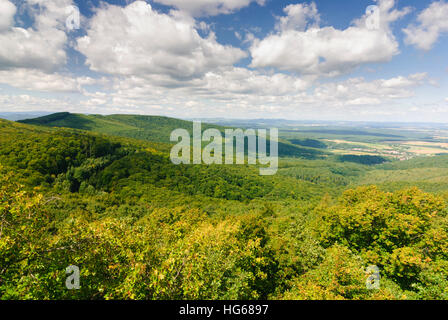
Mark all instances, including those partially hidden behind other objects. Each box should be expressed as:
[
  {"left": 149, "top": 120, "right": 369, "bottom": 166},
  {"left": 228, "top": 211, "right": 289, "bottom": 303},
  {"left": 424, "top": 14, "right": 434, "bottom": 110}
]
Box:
[{"left": 19, "top": 112, "right": 328, "bottom": 159}]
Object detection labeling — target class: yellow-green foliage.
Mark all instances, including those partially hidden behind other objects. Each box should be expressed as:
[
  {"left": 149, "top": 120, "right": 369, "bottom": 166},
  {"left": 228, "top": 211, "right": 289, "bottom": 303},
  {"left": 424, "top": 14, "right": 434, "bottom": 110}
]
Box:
[
  {"left": 0, "top": 174, "right": 276, "bottom": 299},
  {"left": 3, "top": 118, "right": 448, "bottom": 300},
  {"left": 280, "top": 245, "right": 396, "bottom": 300},
  {"left": 314, "top": 186, "right": 448, "bottom": 295}
]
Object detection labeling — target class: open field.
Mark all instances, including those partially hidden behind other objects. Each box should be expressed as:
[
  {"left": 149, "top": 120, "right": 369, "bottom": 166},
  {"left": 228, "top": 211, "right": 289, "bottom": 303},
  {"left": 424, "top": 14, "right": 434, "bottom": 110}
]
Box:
[{"left": 274, "top": 123, "right": 448, "bottom": 161}]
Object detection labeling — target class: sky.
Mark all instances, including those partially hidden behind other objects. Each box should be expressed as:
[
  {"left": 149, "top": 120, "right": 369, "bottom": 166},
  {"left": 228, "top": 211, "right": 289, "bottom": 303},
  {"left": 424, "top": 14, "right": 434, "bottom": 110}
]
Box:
[{"left": 0, "top": 0, "right": 447, "bottom": 122}]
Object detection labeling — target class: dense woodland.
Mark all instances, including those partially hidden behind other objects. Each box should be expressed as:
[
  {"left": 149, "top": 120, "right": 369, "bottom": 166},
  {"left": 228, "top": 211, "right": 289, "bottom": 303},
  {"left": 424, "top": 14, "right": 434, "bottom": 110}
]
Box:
[{"left": 2, "top": 115, "right": 448, "bottom": 299}]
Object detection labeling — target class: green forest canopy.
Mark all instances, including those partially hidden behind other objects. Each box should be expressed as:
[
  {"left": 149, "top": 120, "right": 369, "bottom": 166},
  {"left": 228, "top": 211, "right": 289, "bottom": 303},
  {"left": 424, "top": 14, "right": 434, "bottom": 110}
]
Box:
[{"left": 2, "top": 116, "right": 448, "bottom": 300}]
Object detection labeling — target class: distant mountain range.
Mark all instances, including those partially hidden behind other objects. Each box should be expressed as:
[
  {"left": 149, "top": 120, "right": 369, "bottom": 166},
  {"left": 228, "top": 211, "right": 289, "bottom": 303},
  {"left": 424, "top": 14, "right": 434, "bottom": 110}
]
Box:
[
  {"left": 191, "top": 118, "right": 448, "bottom": 129},
  {"left": 0, "top": 112, "right": 53, "bottom": 121}
]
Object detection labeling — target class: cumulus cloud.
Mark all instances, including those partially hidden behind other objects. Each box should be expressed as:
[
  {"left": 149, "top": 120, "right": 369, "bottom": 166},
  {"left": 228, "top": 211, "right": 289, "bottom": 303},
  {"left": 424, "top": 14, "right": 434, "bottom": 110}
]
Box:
[
  {"left": 106, "top": 67, "right": 314, "bottom": 112},
  {"left": 250, "top": 0, "right": 410, "bottom": 77},
  {"left": 0, "top": 0, "right": 101, "bottom": 101},
  {"left": 0, "top": 0, "right": 435, "bottom": 121},
  {"left": 403, "top": 1, "right": 448, "bottom": 50},
  {"left": 77, "top": 1, "right": 246, "bottom": 81},
  {"left": 0, "top": 68, "right": 98, "bottom": 93},
  {"left": 153, "top": 0, "right": 265, "bottom": 17},
  {"left": 84, "top": 67, "right": 426, "bottom": 119},
  {"left": 200, "top": 67, "right": 313, "bottom": 96},
  {"left": 0, "top": 0, "right": 16, "bottom": 31},
  {"left": 275, "top": 2, "right": 320, "bottom": 32},
  {"left": 0, "top": 0, "right": 72, "bottom": 72},
  {"left": 0, "top": 94, "right": 74, "bottom": 112},
  {"left": 312, "top": 73, "right": 428, "bottom": 107},
  {"left": 0, "top": 68, "right": 428, "bottom": 120}
]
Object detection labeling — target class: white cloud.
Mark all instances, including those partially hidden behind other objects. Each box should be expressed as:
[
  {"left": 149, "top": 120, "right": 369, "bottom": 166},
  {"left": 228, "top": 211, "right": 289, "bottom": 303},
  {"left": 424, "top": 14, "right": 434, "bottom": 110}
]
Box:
[
  {"left": 352, "top": 0, "right": 411, "bottom": 29},
  {"left": 312, "top": 73, "right": 428, "bottom": 107},
  {"left": 0, "top": 69, "right": 429, "bottom": 120},
  {"left": 0, "top": 0, "right": 16, "bottom": 31},
  {"left": 250, "top": 0, "right": 410, "bottom": 77},
  {"left": 77, "top": 1, "right": 246, "bottom": 81},
  {"left": 0, "top": 94, "right": 74, "bottom": 112},
  {"left": 199, "top": 67, "right": 313, "bottom": 97},
  {"left": 77, "top": 67, "right": 426, "bottom": 119},
  {"left": 250, "top": 27, "right": 400, "bottom": 77},
  {"left": 0, "top": 69, "right": 97, "bottom": 93},
  {"left": 100, "top": 67, "right": 314, "bottom": 116},
  {"left": 153, "top": 0, "right": 265, "bottom": 17},
  {"left": 403, "top": 0, "right": 448, "bottom": 50},
  {"left": 0, "top": 0, "right": 437, "bottom": 122},
  {"left": 275, "top": 3, "right": 320, "bottom": 32},
  {"left": 0, "top": 0, "right": 72, "bottom": 72}
]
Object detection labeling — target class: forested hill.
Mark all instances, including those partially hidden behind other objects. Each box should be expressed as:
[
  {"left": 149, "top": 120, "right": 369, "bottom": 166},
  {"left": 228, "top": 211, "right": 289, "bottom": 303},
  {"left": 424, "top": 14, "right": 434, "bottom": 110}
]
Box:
[
  {"left": 0, "top": 118, "right": 327, "bottom": 200},
  {"left": 18, "top": 112, "right": 327, "bottom": 159},
  {"left": 3, "top": 116, "right": 448, "bottom": 300},
  {"left": 19, "top": 112, "right": 202, "bottom": 144}
]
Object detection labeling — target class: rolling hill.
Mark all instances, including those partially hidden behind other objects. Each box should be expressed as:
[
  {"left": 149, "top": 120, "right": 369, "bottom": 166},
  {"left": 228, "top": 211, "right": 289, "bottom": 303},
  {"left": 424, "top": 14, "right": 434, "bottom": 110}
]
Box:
[
  {"left": 19, "top": 112, "right": 328, "bottom": 159},
  {"left": 19, "top": 112, "right": 199, "bottom": 144}
]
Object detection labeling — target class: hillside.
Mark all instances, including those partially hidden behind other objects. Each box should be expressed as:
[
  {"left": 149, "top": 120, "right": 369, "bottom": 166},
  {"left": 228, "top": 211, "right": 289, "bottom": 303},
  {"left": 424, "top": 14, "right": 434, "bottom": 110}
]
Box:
[
  {"left": 19, "top": 112, "right": 198, "bottom": 144},
  {"left": 2, "top": 118, "right": 448, "bottom": 300},
  {"left": 19, "top": 112, "right": 327, "bottom": 159}
]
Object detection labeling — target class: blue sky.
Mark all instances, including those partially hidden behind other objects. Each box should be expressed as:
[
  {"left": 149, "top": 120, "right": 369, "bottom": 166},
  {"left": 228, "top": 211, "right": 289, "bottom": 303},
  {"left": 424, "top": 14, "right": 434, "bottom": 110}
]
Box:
[{"left": 0, "top": 0, "right": 447, "bottom": 121}]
